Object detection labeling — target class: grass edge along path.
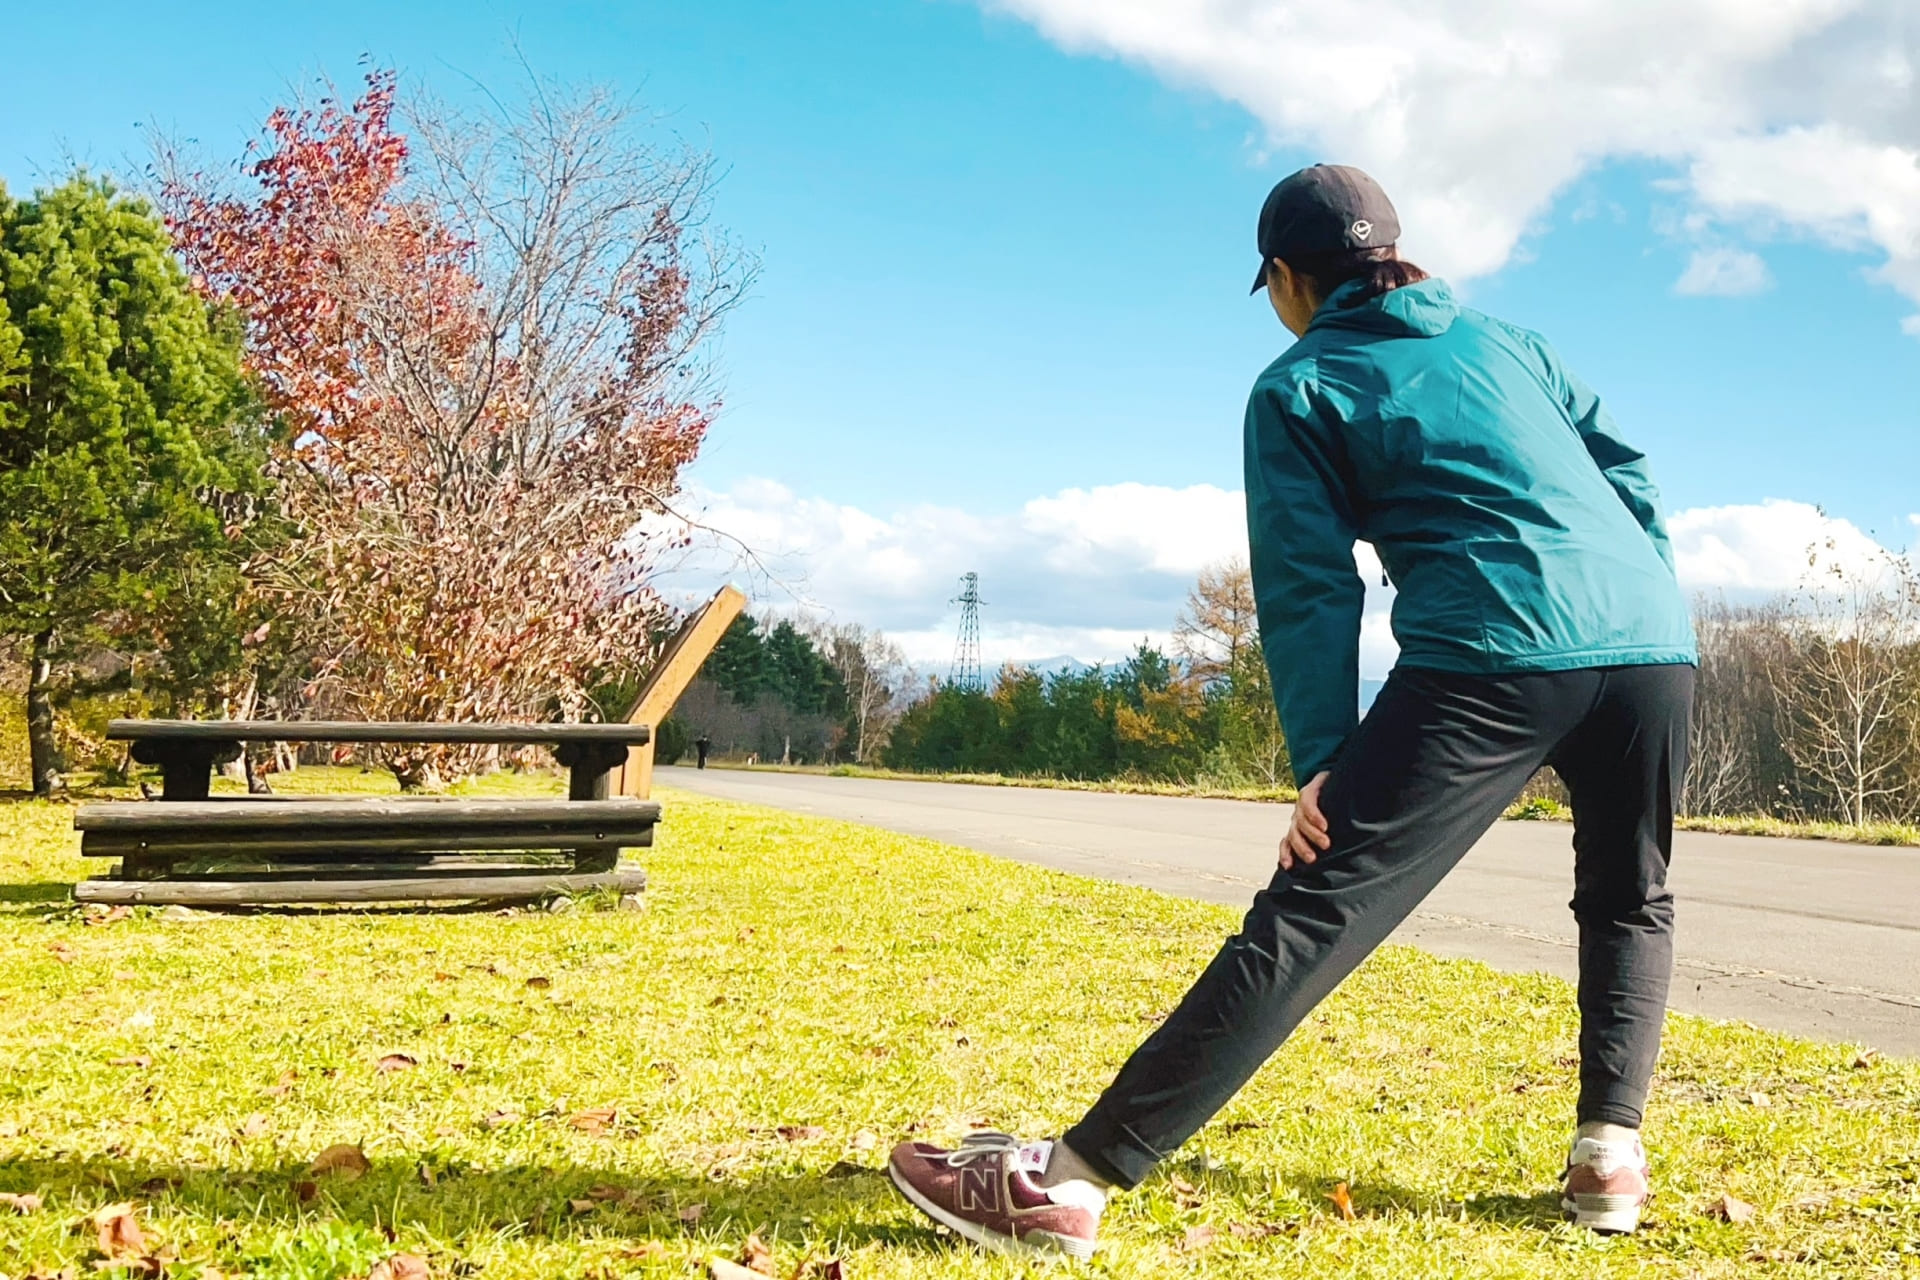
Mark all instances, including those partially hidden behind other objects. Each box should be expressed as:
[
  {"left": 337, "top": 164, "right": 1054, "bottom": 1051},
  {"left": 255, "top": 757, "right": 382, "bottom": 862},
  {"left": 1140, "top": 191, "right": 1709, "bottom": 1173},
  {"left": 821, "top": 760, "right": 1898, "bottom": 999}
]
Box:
[
  {"left": 701, "top": 760, "right": 1920, "bottom": 849},
  {"left": 0, "top": 770, "right": 1916, "bottom": 1278}
]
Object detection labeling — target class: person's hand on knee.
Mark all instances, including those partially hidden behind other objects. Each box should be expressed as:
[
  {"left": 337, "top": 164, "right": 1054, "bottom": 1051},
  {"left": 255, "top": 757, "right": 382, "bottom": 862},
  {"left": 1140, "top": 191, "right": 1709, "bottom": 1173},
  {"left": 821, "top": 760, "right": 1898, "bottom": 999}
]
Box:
[{"left": 1280, "top": 771, "right": 1332, "bottom": 870}]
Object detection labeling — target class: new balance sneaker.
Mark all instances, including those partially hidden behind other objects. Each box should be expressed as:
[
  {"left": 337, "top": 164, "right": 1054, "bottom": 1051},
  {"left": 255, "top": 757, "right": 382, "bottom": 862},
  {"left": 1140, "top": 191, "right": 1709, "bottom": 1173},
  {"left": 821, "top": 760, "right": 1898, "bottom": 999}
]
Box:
[
  {"left": 887, "top": 1132, "right": 1104, "bottom": 1260},
  {"left": 1561, "top": 1132, "right": 1652, "bottom": 1234}
]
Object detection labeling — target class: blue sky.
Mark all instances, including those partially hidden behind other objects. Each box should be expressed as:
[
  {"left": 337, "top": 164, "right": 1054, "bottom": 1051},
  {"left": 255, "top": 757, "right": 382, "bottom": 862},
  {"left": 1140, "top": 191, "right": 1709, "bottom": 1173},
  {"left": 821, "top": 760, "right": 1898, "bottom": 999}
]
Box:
[{"left": 7, "top": 1, "right": 1918, "bottom": 669}]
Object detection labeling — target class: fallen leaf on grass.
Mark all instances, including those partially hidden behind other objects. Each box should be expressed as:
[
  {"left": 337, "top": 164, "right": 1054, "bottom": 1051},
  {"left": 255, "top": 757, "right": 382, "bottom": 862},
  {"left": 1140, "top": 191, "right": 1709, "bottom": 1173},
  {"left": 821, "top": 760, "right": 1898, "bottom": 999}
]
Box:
[
  {"left": 432, "top": 971, "right": 457, "bottom": 983},
  {"left": 237, "top": 1113, "right": 270, "bottom": 1138},
  {"left": 0, "top": 1191, "right": 42, "bottom": 1212},
  {"left": 1228, "top": 1221, "right": 1286, "bottom": 1239},
  {"left": 0, "top": 1120, "right": 18, "bottom": 1138},
  {"left": 792, "top": 1261, "right": 845, "bottom": 1280},
  {"left": 377, "top": 1054, "right": 418, "bottom": 1073},
  {"left": 848, "top": 1130, "right": 879, "bottom": 1153},
  {"left": 93, "top": 1201, "right": 148, "bottom": 1258},
  {"left": 568, "top": 1198, "right": 597, "bottom": 1215},
  {"left": 1326, "top": 1182, "right": 1357, "bottom": 1221},
  {"left": 616, "top": 1242, "right": 667, "bottom": 1261},
  {"left": 108, "top": 1055, "right": 152, "bottom": 1069},
  {"left": 47, "top": 942, "right": 74, "bottom": 963},
  {"left": 570, "top": 1106, "right": 617, "bottom": 1134},
  {"left": 368, "top": 1255, "right": 430, "bottom": 1280},
  {"left": 1748, "top": 1091, "right": 1771, "bottom": 1108},
  {"left": 1707, "top": 1193, "right": 1756, "bottom": 1224},
  {"left": 776, "top": 1125, "right": 826, "bottom": 1142},
  {"left": 111, "top": 970, "right": 137, "bottom": 982},
  {"left": 1167, "top": 1175, "right": 1203, "bottom": 1208},
  {"left": 310, "top": 1144, "right": 372, "bottom": 1180},
  {"left": 291, "top": 1180, "right": 319, "bottom": 1203},
  {"left": 524, "top": 976, "right": 551, "bottom": 990},
  {"left": 677, "top": 1203, "right": 708, "bottom": 1224},
  {"left": 738, "top": 1234, "right": 776, "bottom": 1275},
  {"left": 709, "top": 1260, "right": 763, "bottom": 1280},
  {"left": 1181, "top": 1224, "right": 1218, "bottom": 1251},
  {"left": 263, "top": 1069, "right": 299, "bottom": 1097},
  {"left": 1852, "top": 1051, "right": 1879, "bottom": 1070},
  {"left": 481, "top": 1110, "right": 520, "bottom": 1130}
]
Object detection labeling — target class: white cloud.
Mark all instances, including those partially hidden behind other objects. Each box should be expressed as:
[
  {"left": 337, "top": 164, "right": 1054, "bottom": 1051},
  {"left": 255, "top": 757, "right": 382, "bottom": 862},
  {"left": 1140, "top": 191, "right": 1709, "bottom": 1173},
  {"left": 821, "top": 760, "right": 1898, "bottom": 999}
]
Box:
[
  {"left": 1674, "top": 247, "right": 1772, "bottom": 297},
  {"left": 1668, "top": 498, "right": 1898, "bottom": 593},
  {"left": 1903, "top": 314, "right": 1920, "bottom": 338},
  {"left": 982, "top": 0, "right": 1920, "bottom": 316},
  {"left": 655, "top": 483, "right": 1915, "bottom": 678}
]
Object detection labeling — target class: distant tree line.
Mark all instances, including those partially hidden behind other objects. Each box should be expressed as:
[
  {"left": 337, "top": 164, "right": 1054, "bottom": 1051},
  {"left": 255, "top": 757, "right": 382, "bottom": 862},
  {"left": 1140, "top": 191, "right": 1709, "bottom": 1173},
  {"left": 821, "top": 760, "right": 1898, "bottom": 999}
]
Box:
[
  {"left": 882, "top": 562, "right": 1289, "bottom": 787},
  {"left": 661, "top": 614, "right": 910, "bottom": 766},
  {"left": 882, "top": 551, "right": 1920, "bottom": 827}
]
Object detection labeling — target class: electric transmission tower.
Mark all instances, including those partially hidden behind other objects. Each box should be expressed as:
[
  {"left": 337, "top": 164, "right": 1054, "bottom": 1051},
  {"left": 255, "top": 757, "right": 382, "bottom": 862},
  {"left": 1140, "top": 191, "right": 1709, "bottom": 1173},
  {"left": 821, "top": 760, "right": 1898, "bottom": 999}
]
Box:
[{"left": 949, "top": 572, "right": 985, "bottom": 690}]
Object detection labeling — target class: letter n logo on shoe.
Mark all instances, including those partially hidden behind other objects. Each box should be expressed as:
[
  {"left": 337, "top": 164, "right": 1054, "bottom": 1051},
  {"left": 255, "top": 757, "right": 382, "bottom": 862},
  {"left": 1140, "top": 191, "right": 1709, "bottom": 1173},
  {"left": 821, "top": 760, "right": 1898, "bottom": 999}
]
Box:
[{"left": 958, "top": 1164, "right": 1000, "bottom": 1214}]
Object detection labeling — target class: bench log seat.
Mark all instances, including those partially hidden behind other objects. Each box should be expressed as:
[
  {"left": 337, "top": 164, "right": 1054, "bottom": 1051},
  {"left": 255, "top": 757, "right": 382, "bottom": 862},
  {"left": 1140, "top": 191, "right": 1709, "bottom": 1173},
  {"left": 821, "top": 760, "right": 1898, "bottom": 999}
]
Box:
[{"left": 76, "top": 720, "right": 660, "bottom": 907}]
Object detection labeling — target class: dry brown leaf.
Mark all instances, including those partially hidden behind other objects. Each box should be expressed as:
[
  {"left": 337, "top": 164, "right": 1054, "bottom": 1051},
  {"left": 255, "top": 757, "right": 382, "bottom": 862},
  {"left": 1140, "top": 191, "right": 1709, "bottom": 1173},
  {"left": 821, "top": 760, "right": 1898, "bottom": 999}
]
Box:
[
  {"left": 1167, "top": 1174, "right": 1203, "bottom": 1208},
  {"left": 617, "top": 1242, "right": 667, "bottom": 1261},
  {"left": 368, "top": 1255, "right": 431, "bottom": 1280},
  {"left": 310, "top": 1143, "right": 372, "bottom": 1179},
  {"left": 93, "top": 1201, "right": 148, "bottom": 1258},
  {"left": 709, "top": 1259, "right": 763, "bottom": 1280},
  {"left": 85, "top": 906, "right": 133, "bottom": 927},
  {"left": 108, "top": 1055, "right": 152, "bottom": 1069},
  {"left": 112, "top": 970, "right": 137, "bottom": 982},
  {"left": 848, "top": 1129, "right": 879, "bottom": 1153},
  {"left": 1707, "top": 1193, "right": 1756, "bottom": 1224},
  {"left": 1180, "top": 1224, "right": 1218, "bottom": 1252},
  {"left": 1228, "top": 1221, "right": 1284, "bottom": 1239},
  {"left": 448, "top": 1060, "right": 468, "bottom": 1073},
  {"left": 524, "top": 976, "right": 551, "bottom": 990},
  {"left": 740, "top": 1233, "right": 775, "bottom": 1275},
  {"left": 47, "top": 942, "right": 74, "bottom": 964},
  {"left": 1853, "top": 1051, "right": 1879, "bottom": 1070},
  {"left": 1748, "top": 1091, "right": 1772, "bottom": 1108},
  {"left": 264, "top": 1069, "right": 299, "bottom": 1097},
  {"left": 570, "top": 1106, "right": 617, "bottom": 1133},
  {"left": 0, "top": 1190, "right": 43, "bottom": 1212},
  {"left": 677, "top": 1202, "right": 708, "bottom": 1223},
  {"left": 1326, "top": 1181, "right": 1357, "bottom": 1221},
  {"left": 0, "top": 1120, "right": 20, "bottom": 1138},
  {"left": 377, "top": 1053, "right": 419, "bottom": 1073},
  {"left": 776, "top": 1125, "right": 826, "bottom": 1142},
  {"left": 792, "top": 1261, "right": 845, "bottom": 1280},
  {"left": 237, "top": 1113, "right": 270, "bottom": 1139},
  {"left": 291, "top": 1179, "right": 319, "bottom": 1203},
  {"left": 568, "top": 1198, "right": 597, "bottom": 1214}
]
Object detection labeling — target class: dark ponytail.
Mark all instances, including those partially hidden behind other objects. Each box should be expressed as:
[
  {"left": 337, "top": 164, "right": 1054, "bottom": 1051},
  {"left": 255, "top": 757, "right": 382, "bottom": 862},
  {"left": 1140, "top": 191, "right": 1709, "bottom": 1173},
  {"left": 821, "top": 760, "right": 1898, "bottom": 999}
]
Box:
[{"left": 1281, "top": 245, "right": 1429, "bottom": 308}]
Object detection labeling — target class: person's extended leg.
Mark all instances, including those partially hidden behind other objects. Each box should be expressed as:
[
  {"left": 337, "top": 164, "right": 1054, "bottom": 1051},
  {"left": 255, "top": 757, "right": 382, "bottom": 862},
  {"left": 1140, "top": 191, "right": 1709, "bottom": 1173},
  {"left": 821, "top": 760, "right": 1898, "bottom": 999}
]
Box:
[
  {"left": 1549, "top": 663, "right": 1692, "bottom": 1232},
  {"left": 1056, "top": 667, "right": 1597, "bottom": 1190}
]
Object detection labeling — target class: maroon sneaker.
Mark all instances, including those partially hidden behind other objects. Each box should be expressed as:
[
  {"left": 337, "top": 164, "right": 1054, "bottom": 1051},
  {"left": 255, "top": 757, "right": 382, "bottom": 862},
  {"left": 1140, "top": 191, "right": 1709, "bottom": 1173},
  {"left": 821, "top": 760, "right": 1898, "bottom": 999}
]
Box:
[
  {"left": 887, "top": 1132, "right": 1104, "bottom": 1260},
  {"left": 1561, "top": 1133, "right": 1652, "bottom": 1234}
]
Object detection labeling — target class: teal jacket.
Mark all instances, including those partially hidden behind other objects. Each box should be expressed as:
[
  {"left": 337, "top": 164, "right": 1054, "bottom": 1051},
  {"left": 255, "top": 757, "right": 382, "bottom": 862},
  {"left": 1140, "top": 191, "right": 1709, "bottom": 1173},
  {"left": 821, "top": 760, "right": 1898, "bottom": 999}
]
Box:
[{"left": 1245, "top": 277, "right": 1696, "bottom": 784}]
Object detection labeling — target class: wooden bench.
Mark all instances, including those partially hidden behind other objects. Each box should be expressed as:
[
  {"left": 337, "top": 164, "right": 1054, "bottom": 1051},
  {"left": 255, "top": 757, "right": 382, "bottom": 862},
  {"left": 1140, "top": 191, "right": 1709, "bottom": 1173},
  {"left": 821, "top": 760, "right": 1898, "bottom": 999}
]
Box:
[{"left": 75, "top": 721, "right": 657, "bottom": 906}]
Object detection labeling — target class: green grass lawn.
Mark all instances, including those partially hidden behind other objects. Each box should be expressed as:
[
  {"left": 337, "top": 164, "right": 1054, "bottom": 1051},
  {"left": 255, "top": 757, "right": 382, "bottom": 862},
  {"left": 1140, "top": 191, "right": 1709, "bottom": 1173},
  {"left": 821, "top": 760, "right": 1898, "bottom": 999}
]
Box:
[{"left": 1, "top": 768, "right": 1916, "bottom": 1278}]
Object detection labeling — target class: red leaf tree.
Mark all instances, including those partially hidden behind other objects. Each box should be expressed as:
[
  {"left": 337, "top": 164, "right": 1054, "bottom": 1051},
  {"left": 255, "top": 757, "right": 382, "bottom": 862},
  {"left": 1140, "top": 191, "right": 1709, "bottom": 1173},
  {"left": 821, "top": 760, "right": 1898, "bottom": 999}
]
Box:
[{"left": 161, "top": 71, "right": 748, "bottom": 786}]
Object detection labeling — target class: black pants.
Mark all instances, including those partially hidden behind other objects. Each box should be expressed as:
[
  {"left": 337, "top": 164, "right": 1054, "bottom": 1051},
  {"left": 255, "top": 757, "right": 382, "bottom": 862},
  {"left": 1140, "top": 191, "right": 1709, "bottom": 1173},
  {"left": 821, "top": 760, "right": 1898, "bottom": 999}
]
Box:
[{"left": 1063, "top": 663, "right": 1693, "bottom": 1189}]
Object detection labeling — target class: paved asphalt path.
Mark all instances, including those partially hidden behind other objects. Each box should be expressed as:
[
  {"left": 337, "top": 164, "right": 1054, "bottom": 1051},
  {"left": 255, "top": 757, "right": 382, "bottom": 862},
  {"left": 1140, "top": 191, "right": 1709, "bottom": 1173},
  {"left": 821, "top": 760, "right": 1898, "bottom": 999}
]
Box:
[{"left": 662, "top": 766, "right": 1920, "bottom": 1056}]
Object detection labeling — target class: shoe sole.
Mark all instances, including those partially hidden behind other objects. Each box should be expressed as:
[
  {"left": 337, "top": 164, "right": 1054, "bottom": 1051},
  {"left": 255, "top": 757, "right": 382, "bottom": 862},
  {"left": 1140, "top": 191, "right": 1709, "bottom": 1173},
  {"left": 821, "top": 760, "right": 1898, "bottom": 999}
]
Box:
[
  {"left": 887, "top": 1161, "right": 1095, "bottom": 1261},
  {"left": 1561, "top": 1194, "right": 1644, "bottom": 1235}
]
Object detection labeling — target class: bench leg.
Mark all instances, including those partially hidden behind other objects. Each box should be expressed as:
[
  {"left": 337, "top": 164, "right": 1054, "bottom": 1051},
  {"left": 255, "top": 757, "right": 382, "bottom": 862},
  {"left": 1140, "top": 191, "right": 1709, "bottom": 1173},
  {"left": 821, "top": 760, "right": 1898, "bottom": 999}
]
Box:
[
  {"left": 127, "top": 741, "right": 242, "bottom": 800},
  {"left": 553, "top": 742, "right": 632, "bottom": 801}
]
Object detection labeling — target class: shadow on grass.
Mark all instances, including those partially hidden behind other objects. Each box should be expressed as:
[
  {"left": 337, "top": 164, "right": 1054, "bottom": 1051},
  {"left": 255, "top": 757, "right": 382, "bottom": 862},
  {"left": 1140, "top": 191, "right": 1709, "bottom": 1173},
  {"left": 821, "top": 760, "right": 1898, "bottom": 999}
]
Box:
[
  {"left": 1179, "top": 1159, "right": 1566, "bottom": 1232},
  {"left": 0, "top": 882, "right": 76, "bottom": 905},
  {"left": 0, "top": 1153, "right": 937, "bottom": 1255}
]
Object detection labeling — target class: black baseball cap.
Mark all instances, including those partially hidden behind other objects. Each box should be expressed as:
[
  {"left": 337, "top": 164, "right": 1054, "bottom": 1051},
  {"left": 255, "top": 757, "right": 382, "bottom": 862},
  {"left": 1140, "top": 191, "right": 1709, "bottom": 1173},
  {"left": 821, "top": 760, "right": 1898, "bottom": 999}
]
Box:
[{"left": 1250, "top": 164, "right": 1400, "bottom": 294}]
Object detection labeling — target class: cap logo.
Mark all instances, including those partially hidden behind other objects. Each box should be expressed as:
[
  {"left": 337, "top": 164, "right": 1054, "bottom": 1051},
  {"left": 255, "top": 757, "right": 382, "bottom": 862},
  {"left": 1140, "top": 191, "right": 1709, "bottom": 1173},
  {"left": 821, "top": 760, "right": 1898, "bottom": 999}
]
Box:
[{"left": 1351, "top": 219, "right": 1374, "bottom": 242}]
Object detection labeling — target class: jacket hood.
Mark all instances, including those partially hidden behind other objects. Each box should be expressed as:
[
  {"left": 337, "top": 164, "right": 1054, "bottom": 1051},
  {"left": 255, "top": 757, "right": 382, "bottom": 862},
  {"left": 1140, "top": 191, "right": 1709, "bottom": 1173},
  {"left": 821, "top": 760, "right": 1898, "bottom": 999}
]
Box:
[{"left": 1309, "top": 277, "right": 1458, "bottom": 339}]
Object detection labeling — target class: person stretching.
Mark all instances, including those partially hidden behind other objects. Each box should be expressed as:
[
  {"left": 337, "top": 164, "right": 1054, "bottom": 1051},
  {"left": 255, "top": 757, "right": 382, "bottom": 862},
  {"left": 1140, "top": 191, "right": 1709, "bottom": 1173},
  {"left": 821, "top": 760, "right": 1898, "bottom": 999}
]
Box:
[{"left": 887, "top": 164, "right": 1697, "bottom": 1260}]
